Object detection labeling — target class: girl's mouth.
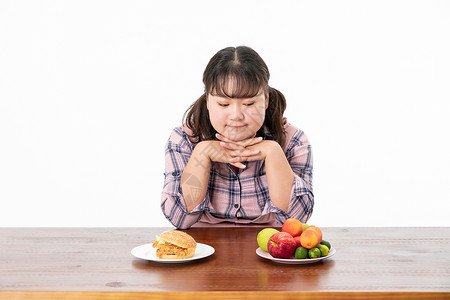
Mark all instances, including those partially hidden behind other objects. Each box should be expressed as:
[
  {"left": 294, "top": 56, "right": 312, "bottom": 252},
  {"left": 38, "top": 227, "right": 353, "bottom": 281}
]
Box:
[{"left": 228, "top": 125, "right": 246, "bottom": 129}]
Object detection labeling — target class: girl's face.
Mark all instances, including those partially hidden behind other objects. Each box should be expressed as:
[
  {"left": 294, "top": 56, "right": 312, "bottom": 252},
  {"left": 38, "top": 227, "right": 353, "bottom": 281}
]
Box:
[{"left": 207, "top": 81, "right": 268, "bottom": 142}]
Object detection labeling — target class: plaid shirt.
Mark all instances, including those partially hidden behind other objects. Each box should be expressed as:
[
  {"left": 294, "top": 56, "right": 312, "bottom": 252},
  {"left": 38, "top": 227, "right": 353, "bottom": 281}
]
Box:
[{"left": 161, "top": 121, "right": 314, "bottom": 229}]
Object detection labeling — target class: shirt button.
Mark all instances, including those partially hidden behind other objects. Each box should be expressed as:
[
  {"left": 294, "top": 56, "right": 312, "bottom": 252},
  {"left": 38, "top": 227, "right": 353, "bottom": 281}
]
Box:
[
  {"left": 234, "top": 204, "right": 239, "bottom": 209},
  {"left": 172, "top": 172, "right": 178, "bottom": 176}
]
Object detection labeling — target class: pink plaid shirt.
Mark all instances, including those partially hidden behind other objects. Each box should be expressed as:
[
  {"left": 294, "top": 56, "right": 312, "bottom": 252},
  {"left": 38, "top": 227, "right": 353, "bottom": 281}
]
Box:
[{"left": 161, "top": 120, "right": 314, "bottom": 229}]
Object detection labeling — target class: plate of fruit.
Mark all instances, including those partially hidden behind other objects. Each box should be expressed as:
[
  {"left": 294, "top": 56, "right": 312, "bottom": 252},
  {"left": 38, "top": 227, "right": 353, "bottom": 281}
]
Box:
[{"left": 256, "top": 218, "right": 336, "bottom": 264}]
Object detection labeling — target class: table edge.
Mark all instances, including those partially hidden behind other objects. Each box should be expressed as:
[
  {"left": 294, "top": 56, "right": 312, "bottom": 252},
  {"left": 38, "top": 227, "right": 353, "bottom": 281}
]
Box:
[{"left": 1, "top": 291, "right": 449, "bottom": 300}]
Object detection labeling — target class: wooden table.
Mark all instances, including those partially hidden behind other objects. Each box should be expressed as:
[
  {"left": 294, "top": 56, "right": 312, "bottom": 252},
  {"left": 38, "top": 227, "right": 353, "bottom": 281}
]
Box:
[{"left": 0, "top": 227, "right": 449, "bottom": 299}]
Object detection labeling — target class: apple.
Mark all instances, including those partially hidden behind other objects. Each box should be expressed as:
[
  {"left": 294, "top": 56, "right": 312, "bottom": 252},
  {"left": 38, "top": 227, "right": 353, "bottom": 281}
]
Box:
[
  {"left": 293, "top": 235, "right": 302, "bottom": 248},
  {"left": 267, "top": 232, "right": 297, "bottom": 259},
  {"left": 257, "top": 228, "right": 279, "bottom": 252}
]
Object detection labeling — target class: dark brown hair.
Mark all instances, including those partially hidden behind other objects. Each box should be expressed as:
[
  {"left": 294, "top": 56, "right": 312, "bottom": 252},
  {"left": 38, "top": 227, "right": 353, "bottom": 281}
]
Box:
[{"left": 183, "top": 46, "right": 287, "bottom": 145}]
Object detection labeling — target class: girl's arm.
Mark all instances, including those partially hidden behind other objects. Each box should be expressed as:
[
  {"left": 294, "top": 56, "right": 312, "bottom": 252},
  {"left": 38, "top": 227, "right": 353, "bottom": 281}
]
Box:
[
  {"left": 257, "top": 133, "right": 314, "bottom": 223},
  {"left": 262, "top": 141, "right": 295, "bottom": 212},
  {"left": 161, "top": 128, "right": 206, "bottom": 229},
  {"left": 180, "top": 141, "right": 213, "bottom": 212}
]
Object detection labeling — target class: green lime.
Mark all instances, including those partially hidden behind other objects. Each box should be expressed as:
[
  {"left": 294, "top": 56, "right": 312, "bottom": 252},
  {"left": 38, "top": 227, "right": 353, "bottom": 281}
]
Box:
[
  {"left": 318, "top": 244, "right": 329, "bottom": 257},
  {"left": 308, "top": 247, "right": 321, "bottom": 259},
  {"left": 320, "top": 240, "right": 331, "bottom": 250},
  {"left": 294, "top": 247, "right": 308, "bottom": 259}
]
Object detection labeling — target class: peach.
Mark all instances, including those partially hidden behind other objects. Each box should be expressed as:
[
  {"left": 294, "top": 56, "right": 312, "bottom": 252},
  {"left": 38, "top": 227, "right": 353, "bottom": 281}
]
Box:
[
  {"left": 305, "top": 225, "right": 322, "bottom": 243},
  {"left": 282, "top": 218, "right": 303, "bottom": 237},
  {"left": 299, "top": 230, "right": 320, "bottom": 249}
]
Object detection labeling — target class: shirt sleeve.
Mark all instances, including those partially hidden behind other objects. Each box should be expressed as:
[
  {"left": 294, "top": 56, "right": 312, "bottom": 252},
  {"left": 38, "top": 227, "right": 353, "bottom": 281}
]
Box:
[
  {"left": 160, "top": 127, "right": 213, "bottom": 229},
  {"left": 262, "top": 130, "right": 314, "bottom": 224}
]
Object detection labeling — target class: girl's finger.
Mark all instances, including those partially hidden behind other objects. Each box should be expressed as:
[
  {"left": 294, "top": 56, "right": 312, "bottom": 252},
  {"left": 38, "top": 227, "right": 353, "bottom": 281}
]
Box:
[
  {"left": 230, "top": 152, "right": 264, "bottom": 164},
  {"left": 229, "top": 149, "right": 260, "bottom": 159},
  {"left": 219, "top": 141, "right": 247, "bottom": 151},
  {"left": 217, "top": 133, "right": 263, "bottom": 148},
  {"left": 230, "top": 162, "right": 246, "bottom": 169},
  {"left": 216, "top": 133, "right": 233, "bottom": 143},
  {"left": 231, "top": 137, "right": 261, "bottom": 148},
  {"left": 242, "top": 136, "right": 263, "bottom": 147}
]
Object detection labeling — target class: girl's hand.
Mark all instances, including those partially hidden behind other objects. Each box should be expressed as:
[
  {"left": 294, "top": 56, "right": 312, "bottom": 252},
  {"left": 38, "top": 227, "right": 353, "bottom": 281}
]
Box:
[
  {"left": 200, "top": 140, "right": 256, "bottom": 170},
  {"left": 215, "top": 133, "right": 270, "bottom": 169},
  {"left": 215, "top": 133, "right": 263, "bottom": 150}
]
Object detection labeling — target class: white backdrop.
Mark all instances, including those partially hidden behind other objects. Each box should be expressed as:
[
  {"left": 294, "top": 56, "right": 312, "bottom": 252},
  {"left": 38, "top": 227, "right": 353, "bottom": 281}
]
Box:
[{"left": 1, "top": 1, "right": 449, "bottom": 227}]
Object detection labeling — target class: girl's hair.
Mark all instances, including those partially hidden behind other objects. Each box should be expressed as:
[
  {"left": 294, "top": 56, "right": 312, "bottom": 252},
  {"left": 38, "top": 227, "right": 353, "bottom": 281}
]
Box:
[{"left": 183, "top": 46, "right": 287, "bottom": 146}]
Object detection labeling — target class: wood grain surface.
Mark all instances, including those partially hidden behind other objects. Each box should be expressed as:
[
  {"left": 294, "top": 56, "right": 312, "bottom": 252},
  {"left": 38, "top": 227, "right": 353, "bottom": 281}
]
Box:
[{"left": 0, "top": 227, "right": 449, "bottom": 299}]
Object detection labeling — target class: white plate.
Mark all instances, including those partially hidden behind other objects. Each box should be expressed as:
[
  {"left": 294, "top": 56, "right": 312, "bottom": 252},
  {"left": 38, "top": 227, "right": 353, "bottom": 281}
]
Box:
[
  {"left": 131, "top": 242, "right": 215, "bottom": 263},
  {"left": 256, "top": 247, "right": 336, "bottom": 264}
]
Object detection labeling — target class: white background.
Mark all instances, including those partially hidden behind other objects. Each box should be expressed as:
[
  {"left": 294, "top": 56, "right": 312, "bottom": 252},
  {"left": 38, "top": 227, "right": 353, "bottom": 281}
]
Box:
[{"left": 1, "top": 1, "right": 449, "bottom": 227}]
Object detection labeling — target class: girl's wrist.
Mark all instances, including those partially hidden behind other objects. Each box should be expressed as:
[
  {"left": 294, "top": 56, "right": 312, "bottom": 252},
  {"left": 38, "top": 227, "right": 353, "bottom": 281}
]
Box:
[
  {"left": 259, "top": 140, "right": 280, "bottom": 160},
  {"left": 197, "top": 140, "right": 219, "bottom": 162}
]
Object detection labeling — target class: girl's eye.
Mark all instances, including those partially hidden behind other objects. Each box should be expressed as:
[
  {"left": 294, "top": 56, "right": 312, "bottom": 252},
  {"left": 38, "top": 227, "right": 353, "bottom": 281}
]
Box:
[
  {"left": 218, "top": 103, "right": 229, "bottom": 107},
  {"left": 244, "top": 102, "right": 255, "bottom": 106}
]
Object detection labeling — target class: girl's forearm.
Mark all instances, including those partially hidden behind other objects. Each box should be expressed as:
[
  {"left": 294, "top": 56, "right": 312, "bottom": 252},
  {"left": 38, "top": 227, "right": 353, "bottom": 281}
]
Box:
[
  {"left": 264, "top": 143, "right": 295, "bottom": 212},
  {"left": 181, "top": 141, "right": 212, "bottom": 212}
]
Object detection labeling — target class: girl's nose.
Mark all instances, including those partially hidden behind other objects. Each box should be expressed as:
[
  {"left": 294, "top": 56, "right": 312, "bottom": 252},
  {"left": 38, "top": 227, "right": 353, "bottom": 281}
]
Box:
[{"left": 230, "top": 104, "right": 244, "bottom": 120}]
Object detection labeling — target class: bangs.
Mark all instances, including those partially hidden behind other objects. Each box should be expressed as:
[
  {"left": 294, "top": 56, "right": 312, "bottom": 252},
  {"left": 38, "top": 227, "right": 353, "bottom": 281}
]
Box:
[{"left": 207, "top": 73, "right": 266, "bottom": 99}]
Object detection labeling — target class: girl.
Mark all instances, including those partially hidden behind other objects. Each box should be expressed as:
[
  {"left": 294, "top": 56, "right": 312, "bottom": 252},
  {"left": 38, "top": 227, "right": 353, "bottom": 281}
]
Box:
[{"left": 161, "top": 46, "right": 313, "bottom": 229}]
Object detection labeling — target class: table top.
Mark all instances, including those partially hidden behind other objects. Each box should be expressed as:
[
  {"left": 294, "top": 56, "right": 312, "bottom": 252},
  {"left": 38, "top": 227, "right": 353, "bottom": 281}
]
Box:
[{"left": 0, "top": 227, "right": 449, "bottom": 299}]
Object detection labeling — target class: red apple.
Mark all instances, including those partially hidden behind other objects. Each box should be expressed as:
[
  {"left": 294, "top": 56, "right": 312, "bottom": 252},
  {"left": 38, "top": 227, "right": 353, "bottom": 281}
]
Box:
[
  {"left": 293, "top": 235, "right": 302, "bottom": 248},
  {"left": 267, "top": 232, "right": 297, "bottom": 259}
]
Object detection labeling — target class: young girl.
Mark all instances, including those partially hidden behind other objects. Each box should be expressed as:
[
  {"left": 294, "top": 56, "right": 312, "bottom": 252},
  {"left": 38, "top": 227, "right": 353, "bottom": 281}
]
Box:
[{"left": 161, "top": 46, "right": 313, "bottom": 229}]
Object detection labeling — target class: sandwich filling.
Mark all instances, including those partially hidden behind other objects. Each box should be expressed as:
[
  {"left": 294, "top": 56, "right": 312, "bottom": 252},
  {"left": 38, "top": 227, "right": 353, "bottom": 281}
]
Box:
[{"left": 152, "top": 235, "right": 193, "bottom": 258}]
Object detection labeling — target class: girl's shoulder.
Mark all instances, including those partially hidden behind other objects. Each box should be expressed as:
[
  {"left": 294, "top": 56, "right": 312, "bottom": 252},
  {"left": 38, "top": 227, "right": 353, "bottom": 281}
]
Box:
[
  {"left": 282, "top": 119, "right": 309, "bottom": 152},
  {"left": 167, "top": 124, "right": 199, "bottom": 146}
]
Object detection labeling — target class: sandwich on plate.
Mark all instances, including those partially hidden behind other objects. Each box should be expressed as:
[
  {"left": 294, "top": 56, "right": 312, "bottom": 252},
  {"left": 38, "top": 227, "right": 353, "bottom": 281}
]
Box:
[{"left": 152, "top": 230, "right": 197, "bottom": 259}]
